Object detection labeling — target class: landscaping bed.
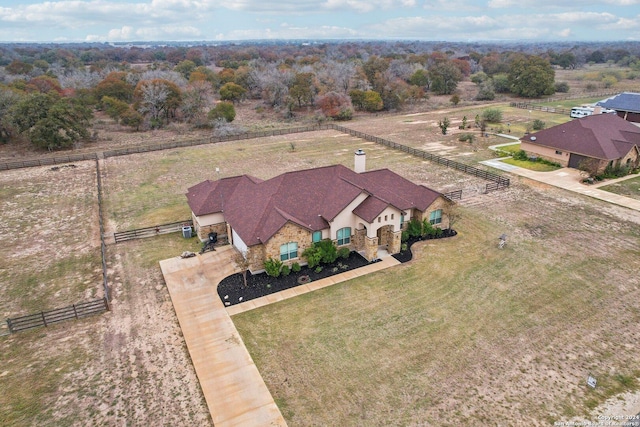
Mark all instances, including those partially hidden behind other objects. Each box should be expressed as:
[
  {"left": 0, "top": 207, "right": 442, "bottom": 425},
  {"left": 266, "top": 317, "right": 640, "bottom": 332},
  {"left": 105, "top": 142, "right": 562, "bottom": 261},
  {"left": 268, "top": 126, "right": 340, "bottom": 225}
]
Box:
[
  {"left": 218, "top": 252, "right": 370, "bottom": 306},
  {"left": 392, "top": 228, "right": 458, "bottom": 263}
]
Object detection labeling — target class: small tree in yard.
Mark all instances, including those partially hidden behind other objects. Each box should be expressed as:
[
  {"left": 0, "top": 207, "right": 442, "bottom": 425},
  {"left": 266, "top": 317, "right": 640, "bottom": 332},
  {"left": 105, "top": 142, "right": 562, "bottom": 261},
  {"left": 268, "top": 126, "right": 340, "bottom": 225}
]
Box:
[
  {"left": 532, "top": 119, "right": 546, "bottom": 130},
  {"left": 443, "top": 202, "right": 461, "bottom": 230},
  {"left": 482, "top": 108, "right": 502, "bottom": 123},
  {"left": 438, "top": 117, "right": 450, "bottom": 135},
  {"left": 233, "top": 251, "right": 251, "bottom": 287}
]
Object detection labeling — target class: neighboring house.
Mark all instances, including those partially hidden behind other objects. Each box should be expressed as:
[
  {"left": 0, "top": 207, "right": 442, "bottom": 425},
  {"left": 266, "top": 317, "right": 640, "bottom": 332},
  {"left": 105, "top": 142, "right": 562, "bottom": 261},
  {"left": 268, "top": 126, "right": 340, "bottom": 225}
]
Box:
[
  {"left": 186, "top": 152, "right": 451, "bottom": 272},
  {"left": 596, "top": 92, "right": 640, "bottom": 123},
  {"left": 520, "top": 113, "right": 640, "bottom": 174}
]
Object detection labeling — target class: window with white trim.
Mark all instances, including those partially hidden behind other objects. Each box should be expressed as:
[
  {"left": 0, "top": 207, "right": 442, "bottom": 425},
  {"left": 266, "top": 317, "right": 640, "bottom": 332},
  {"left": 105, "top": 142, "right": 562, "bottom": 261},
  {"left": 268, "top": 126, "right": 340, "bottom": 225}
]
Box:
[
  {"left": 280, "top": 242, "right": 298, "bottom": 261},
  {"left": 337, "top": 227, "right": 351, "bottom": 246},
  {"left": 429, "top": 209, "right": 442, "bottom": 225},
  {"left": 312, "top": 231, "right": 322, "bottom": 243}
]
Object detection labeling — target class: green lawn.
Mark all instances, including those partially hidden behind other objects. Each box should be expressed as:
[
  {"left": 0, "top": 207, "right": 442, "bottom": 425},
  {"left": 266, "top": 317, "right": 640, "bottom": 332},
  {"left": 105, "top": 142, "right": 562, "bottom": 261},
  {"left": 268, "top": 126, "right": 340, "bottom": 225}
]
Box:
[
  {"left": 598, "top": 175, "right": 640, "bottom": 201},
  {"left": 502, "top": 157, "right": 562, "bottom": 171},
  {"left": 234, "top": 186, "right": 640, "bottom": 425}
]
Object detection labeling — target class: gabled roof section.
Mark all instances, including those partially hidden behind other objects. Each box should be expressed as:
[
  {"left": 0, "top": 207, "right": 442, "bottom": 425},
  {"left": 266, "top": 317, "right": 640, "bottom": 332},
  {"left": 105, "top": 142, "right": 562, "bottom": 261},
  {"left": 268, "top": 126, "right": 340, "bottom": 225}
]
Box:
[
  {"left": 188, "top": 164, "right": 444, "bottom": 247},
  {"left": 597, "top": 92, "right": 640, "bottom": 113},
  {"left": 186, "top": 175, "right": 262, "bottom": 216},
  {"left": 521, "top": 114, "right": 640, "bottom": 160},
  {"left": 352, "top": 196, "right": 389, "bottom": 223},
  {"left": 358, "top": 169, "right": 442, "bottom": 212}
]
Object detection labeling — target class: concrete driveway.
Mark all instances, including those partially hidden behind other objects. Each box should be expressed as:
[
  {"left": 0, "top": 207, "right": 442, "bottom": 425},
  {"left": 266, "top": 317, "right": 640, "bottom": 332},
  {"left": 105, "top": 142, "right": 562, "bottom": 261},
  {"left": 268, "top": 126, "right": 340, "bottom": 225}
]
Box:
[
  {"left": 160, "top": 246, "right": 287, "bottom": 427},
  {"left": 481, "top": 160, "right": 640, "bottom": 213}
]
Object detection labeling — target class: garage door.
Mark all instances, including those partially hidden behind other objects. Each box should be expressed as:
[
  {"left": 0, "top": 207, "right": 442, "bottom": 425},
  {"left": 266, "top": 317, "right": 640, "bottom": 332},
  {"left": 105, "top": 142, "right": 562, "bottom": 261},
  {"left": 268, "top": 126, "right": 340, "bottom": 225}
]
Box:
[{"left": 568, "top": 153, "right": 589, "bottom": 169}]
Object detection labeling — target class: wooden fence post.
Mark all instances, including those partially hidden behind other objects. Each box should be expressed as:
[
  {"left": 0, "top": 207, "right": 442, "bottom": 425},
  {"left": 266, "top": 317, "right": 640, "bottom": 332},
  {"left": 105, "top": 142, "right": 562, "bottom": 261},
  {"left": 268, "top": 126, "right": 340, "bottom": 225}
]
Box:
[{"left": 41, "top": 311, "right": 47, "bottom": 327}]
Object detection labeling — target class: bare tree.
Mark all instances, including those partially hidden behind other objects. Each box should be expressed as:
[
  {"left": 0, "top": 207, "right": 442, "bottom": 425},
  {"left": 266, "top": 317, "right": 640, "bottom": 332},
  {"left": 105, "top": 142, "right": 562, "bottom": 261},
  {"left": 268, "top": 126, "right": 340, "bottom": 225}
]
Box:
[
  {"left": 181, "top": 81, "right": 212, "bottom": 125},
  {"left": 232, "top": 250, "right": 251, "bottom": 288},
  {"left": 444, "top": 202, "right": 461, "bottom": 231}
]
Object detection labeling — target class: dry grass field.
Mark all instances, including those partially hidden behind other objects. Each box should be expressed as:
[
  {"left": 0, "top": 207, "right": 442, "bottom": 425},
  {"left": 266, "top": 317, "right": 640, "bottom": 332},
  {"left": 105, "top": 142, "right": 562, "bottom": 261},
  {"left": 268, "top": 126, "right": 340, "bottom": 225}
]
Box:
[
  {"left": 1, "top": 64, "right": 639, "bottom": 426},
  {"left": 234, "top": 180, "right": 640, "bottom": 426}
]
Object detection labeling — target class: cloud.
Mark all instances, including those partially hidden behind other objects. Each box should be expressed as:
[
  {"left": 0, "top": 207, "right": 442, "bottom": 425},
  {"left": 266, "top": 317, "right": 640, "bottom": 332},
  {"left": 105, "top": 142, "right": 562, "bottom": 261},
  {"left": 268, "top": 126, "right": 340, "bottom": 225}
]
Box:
[
  {"left": 221, "top": 0, "right": 418, "bottom": 13},
  {"left": 220, "top": 24, "right": 359, "bottom": 40},
  {"left": 489, "top": 0, "right": 639, "bottom": 6}
]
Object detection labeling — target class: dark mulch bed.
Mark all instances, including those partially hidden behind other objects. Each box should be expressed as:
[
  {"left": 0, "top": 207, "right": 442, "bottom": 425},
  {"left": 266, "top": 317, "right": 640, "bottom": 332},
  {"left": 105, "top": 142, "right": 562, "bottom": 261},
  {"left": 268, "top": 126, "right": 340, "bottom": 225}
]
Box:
[
  {"left": 218, "top": 252, "right": 372, "bottom": 306},
  {"left": 392, "top": 228, "right": 458, "bottom": 263}
]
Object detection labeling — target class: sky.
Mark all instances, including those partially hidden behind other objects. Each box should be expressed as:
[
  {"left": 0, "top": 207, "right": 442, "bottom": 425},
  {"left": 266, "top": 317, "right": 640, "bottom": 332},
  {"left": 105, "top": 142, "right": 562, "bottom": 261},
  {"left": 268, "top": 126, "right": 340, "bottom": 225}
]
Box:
[{"left": 0, "top": 0, "right": 639, "bottom": 43}]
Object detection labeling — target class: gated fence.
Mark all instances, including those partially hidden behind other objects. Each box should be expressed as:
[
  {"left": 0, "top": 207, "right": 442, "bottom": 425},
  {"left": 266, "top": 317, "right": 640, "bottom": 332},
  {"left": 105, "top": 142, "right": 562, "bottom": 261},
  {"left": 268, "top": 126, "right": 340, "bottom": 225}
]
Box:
[
  {"left": 510, "top": 102, "right": 571, "bottom": 115},
  {"left": 509, "top": 91, "right": 619, "bottom": 116},
  {"left": 5, "top": 298, "right": 109, "bottom": 334},
  {"left": 0, "top": 153, "right": 98, "bottom": 171},
  {"left": 95, "top": 159, "right": 110, "bottom": 304},
  {"left": 443, "top": 189, "right": 463, "bottom": 200},
  {"left": 113, "top": 219, "right": 194, "bottom": 243},
  {"left": 101, "top": 125, "right": 334, "bottom": 159}
]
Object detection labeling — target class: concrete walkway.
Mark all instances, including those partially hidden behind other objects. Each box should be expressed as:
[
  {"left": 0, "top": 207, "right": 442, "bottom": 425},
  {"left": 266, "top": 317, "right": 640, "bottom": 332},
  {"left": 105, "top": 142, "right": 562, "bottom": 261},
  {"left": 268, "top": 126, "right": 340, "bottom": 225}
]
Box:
[
  {"left": 482, "top": 160, "right": 640, "bottom": 212},
  {"left": 160, "top": 246, "right": 287, "bottom": 427},
  {"left": 227, "top": 255, "right": 400, "bottom": 316},
  {"left": 160, "top": 246, "right": 401, "bottom": 425}
]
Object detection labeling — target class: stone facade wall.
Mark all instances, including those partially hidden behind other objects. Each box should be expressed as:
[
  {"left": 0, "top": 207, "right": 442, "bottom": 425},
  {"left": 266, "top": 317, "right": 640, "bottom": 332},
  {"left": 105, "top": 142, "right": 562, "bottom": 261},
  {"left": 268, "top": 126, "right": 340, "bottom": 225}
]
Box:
[
  {"left": 388, "top": 230, "right": 401, "bottom": 255},
  {"left": 263, "top": 222, "right": 313, "bottom": 266},
  {"left": 363, "top": 236, "right": 379, "bottom": 261},
  {"left": 419, "top": 197, "right": 453, "bottom": 230},
  {"left": 377, "top": 224, "right": 393, "bottom": 247},
  {"left": 196, "top": 222, "right": 227, "bottom": 241},
  {"left": 353, "top": 228, "right": 366, "bottom": 252},
  {"left": 246, "top": 244, "right": 266, "bottom": 273}
]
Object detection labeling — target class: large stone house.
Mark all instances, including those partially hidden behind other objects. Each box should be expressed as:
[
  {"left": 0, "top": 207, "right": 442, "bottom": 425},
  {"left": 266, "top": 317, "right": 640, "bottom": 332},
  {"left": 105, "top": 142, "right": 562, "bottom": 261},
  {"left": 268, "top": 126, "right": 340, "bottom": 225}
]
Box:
[
  {"left": 520, "top": 113, "right": 640, "bottom": 174},
  {"left": 186, "top": 152, "right": 451, "bottom": 272}
]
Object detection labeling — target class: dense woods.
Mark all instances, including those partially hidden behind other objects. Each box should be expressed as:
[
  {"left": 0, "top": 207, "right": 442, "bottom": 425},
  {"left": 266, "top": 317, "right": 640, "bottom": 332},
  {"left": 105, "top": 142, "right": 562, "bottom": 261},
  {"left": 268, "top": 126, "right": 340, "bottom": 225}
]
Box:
[{"left": 1, "top": 40, "right": 639, "bottom": 150}]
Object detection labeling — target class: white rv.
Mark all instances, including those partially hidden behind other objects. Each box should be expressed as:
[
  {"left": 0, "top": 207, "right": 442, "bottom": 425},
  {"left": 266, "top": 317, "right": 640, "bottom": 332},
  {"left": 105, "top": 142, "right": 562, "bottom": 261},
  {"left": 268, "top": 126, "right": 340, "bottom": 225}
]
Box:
[{"left": 570, "top": 105, "right": 616, "bottom": 118}]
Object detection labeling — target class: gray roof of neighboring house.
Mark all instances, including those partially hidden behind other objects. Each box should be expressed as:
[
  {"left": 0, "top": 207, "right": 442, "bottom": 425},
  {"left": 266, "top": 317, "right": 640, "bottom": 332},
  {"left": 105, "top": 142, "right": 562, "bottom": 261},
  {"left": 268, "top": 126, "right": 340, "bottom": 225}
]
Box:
[
  {"left": 597, "top": 92, "right": 640, "bottom": 113},
  {"left": 520, "top": 113, "right": 640, "bottom": 160},
  {"left": 186, "top": 164, "right": 442, "bottom": 246}
]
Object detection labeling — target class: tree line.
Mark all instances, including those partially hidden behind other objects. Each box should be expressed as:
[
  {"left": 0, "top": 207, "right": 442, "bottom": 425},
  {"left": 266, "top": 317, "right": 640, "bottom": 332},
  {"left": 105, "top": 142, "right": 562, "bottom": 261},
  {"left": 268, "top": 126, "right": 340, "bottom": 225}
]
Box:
[{"left": 1, "top": 41, "right": 639, "bottom": 150}]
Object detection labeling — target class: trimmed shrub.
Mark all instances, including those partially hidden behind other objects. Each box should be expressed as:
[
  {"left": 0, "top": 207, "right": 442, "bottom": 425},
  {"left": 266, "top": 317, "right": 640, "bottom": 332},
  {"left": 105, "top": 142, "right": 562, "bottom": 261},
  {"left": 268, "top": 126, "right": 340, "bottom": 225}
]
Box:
[
  {"left": 458, "top": 133, "right": 474, "bottom": 143},
  {"left": 281, "top": 265, "right": 290, "bottom": 276},
  {"left": 401, "top": 230, "right": 409, "bottom": 242},
  {"left": 317, "top": 239, "right": 338, "bottom": 264},
  {"left": 513, "top": 150, "right": 529, "bottom": 161},
  {"left": 407, "top": 218, "right": 423, "bottom": 238},
  {"left": 337, "top": 247, "right": 350, "bottom": 259},
  {"left": 264, "top": 258, "right": 282, "bottom": 278},
  {"left": 302, "top": 245, "right": 322, "bottom": 269},
  {"left": 291, "top": 262, "right": 301, "bottom": 273}
]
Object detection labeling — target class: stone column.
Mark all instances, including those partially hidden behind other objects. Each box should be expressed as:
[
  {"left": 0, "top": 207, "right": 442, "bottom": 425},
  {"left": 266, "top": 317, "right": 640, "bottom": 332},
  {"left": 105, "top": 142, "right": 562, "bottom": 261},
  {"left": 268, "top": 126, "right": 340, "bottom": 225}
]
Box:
[
  {"left": 364, "top": 236, "right": 379, "bottom": 261},
  {"left": 388, "top": 230, "right": 402, "bottom": 255}
]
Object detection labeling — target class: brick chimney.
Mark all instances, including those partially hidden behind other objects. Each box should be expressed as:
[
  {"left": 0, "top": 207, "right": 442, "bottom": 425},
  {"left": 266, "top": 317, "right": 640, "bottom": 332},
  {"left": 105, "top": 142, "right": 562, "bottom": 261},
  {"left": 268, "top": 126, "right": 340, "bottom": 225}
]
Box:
[{"left": 354, "top": 149, "right": 366, "bottom": 173}]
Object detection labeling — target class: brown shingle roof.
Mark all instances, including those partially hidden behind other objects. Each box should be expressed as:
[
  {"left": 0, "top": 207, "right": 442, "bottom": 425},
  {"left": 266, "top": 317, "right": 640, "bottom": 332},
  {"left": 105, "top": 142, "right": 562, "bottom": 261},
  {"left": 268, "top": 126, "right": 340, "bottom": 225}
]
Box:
[
  {"left": 186, "top": 165, "right": 442, "bottom": 246},
  {"left": 521, "top": 114, "right": 640, "bottom": 160}
]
